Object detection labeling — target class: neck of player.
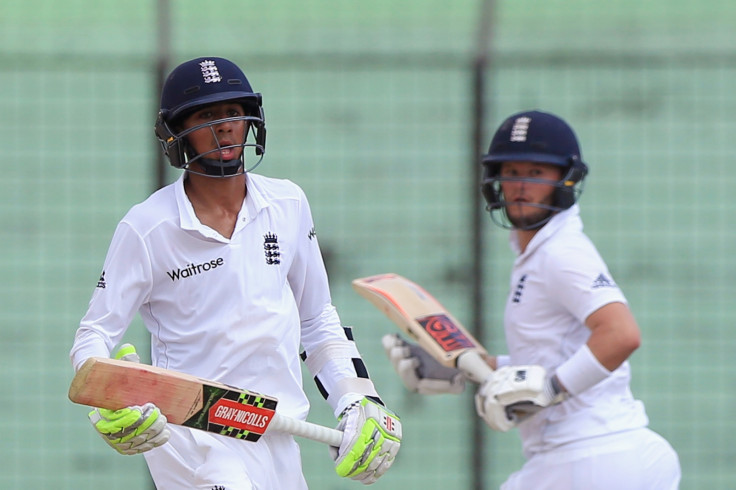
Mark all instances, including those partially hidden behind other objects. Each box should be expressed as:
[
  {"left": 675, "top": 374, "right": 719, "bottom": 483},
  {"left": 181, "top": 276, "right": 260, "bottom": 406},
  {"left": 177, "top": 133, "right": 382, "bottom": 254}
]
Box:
[{"left": 184, "top": 172, "right": 247, "bottom": 239}]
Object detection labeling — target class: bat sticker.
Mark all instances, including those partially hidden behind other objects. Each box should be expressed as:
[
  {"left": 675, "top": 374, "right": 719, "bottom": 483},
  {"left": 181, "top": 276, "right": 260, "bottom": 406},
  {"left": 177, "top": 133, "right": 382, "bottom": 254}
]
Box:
[
  {"left": 68, "top": 357, "right": 342, "bottom": 446},
  {"left": 417, "top": 314, "right": 476, "bottom": 352}
]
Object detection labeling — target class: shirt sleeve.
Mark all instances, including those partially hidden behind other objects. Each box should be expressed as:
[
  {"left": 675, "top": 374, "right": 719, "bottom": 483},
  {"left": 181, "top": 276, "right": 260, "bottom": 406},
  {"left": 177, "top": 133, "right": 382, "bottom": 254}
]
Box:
[
  {"left": 287, "top": 185, "right": 346, "bottom": 347},
  {"left": 69, "top": 220, "right": 153, "bottom": 371},
  {"left": 543, "top": 236, "right": 627, "bottom": 323},
  {"left": 286, "top": 185, "right": 380, "bottom": 414}
]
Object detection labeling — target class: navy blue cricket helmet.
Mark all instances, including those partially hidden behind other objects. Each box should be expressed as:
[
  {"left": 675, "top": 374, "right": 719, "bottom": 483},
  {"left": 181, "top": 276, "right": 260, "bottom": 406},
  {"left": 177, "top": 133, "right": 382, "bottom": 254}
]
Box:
[
  {"left": 154, "top": 57, "right": 266, "bottom": 177},
  {"left": 480, "top": 110, "right": 588, "bottom": 229}
]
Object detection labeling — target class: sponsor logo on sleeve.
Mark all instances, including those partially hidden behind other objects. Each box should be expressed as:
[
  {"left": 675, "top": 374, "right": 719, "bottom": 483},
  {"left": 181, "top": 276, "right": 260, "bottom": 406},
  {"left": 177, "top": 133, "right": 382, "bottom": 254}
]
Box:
[
  {"left": 591, "top": 273, "right": 616, "bottom": 289},
  {"left": 96, "top": 271, "right": 107, "bottom": 289}
]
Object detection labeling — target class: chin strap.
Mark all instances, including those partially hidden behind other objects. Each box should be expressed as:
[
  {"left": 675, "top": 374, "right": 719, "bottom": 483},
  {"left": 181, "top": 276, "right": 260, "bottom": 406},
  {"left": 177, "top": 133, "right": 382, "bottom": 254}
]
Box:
[{"left": 198, "top": 158, "right": 244, "bottom": 177}]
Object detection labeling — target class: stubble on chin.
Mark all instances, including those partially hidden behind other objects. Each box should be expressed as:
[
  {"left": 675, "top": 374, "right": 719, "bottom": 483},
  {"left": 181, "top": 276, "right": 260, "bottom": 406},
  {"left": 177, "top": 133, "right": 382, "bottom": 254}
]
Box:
[{"left": 506, "top": 203, "right": 554, "bottom": 229}]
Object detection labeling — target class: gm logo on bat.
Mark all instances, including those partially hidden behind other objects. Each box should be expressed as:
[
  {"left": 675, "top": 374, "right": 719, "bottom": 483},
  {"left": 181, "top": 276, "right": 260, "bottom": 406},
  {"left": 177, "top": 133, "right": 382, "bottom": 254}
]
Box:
[{"left": 417, "top": 314, "right": 475, "bottom": 352}]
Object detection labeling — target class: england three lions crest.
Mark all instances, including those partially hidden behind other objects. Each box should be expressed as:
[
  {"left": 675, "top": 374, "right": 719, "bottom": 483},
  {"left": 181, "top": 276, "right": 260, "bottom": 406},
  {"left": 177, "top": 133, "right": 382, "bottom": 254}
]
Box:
[{"left": 264, "top": 232, "right": 281, "bottom": 265}]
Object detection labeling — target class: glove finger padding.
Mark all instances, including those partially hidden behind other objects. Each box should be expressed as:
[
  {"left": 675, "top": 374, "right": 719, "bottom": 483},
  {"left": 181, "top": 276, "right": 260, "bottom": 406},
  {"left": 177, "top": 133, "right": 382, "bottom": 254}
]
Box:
[
  {"left": 330, "top": 398, "right": 402, "bottom": 485},
  {"left": 475, "top": 365, "right": 567, "bottom": 432},
  {"left": 86, "top": 345, "right": 170, "bottom": 455},
  {"left": 382, "top": 334, "right": 466, "bottom": 395},
  {"left": 491, "top": 365, "right": 567, "bottom": 410},
  {"left": 89, "top": 402, "right": 170, "bottom": 455},
  {"left": 475, "top": 387, "right": 517, "bottom": 432},
  {"left": 114, "top": 343, "right": 141, "bottom": 363}
]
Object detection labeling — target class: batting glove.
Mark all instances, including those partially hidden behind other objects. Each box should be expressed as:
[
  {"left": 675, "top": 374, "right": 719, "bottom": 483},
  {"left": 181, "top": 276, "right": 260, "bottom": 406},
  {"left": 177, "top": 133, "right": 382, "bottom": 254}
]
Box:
[
  {"left": 330, "top": 397, "right": 402, "bottom": 485},
  {"left": 475, "top": 365, "right": 568, "bottom": 432},
  {"left": 88, "top": 344, "right": 170, "bottom": 455},
  {"left": 382, "top": 334, "right": 466, "bottom": 395}
]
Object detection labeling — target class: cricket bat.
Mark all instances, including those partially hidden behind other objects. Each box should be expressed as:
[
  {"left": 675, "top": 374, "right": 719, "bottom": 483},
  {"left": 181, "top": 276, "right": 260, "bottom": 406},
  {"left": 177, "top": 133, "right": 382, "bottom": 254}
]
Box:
[
  {"left": 352, "top": 273, "right": 494, "bottom": 384},
  {"left": 69, "top": 357, "right": 343, "bottom": 447}
]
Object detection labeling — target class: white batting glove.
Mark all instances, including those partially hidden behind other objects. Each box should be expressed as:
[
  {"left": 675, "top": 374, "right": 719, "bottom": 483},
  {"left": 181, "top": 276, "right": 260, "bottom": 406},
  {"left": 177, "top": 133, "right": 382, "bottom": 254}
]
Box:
[
  {"left": 475, "top": 365, "right": 568, "bottom": 432},
  {"left": 329, "top": 397, "right": 402, "bottom": 485},
  {"left": 382, "top": 334, "right": 466, "bottom": 395},
  {"left": 88, "top": 344, "right": 170, "bottom": 455}
]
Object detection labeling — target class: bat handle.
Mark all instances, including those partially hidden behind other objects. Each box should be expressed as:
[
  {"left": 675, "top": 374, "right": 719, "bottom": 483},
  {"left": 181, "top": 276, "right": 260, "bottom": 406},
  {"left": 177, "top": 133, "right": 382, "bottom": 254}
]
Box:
[
  {"left": 457, "top": 351, "right": 494, "bottom": 384},
  {"left": 269, "top": 413, "right": 343, "bottom": 447}
]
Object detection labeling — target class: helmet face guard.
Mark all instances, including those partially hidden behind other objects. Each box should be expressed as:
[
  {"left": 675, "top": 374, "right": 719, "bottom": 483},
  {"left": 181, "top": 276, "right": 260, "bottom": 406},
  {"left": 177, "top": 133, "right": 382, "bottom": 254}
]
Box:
[
  {"left": 155, "top": 57, "right": 267, "bottom": 177},
  {"left": 480, "top": 110, "right": 588, "bottom": 230},
  {"left": 155, "top": 107, "right": 266, "bottom": 177},
  {"left": 481, "top": 160, "right": 587, "bottom": 230}
]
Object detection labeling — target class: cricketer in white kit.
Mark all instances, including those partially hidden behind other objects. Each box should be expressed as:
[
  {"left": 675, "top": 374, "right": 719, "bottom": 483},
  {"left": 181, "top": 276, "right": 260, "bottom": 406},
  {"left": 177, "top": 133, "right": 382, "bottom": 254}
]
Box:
[
  {"left": 70, "top": 57, "right": 401, "bottom": 489},
  {"left": 496, "top": 203, "right": 680, "bottom": 489},
  {"left": 383, "top": 110, "right": 679, "bottom": 489}
]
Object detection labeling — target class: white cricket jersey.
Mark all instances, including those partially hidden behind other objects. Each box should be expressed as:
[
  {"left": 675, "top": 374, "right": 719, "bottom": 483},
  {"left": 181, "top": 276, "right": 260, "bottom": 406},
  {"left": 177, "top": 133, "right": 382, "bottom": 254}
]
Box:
[
  {"left": 70, "top": 173, "right": 352, "bottom": 422},
  {"left": 504, "top": 205, "right": 649, "bottom": 457}
]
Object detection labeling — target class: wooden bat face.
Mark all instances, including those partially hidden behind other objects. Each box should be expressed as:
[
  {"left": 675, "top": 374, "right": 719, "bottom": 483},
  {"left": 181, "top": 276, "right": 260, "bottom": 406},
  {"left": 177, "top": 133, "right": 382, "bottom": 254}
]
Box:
[
  {"left": 352, "top": 273, "right": 488, "bottom": 367},
  {"left": 69, "top": 357, "right": 278, "bottom": 442}
]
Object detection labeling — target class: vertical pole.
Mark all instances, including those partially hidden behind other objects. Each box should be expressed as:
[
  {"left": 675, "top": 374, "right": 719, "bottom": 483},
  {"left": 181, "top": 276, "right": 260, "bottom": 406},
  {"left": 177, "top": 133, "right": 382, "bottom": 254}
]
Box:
[
  {"left": 470, "top": 0, "right": 494, "bottom": 488},
  {"left": 154, "top": 0, "right": 171, "bottom": 191},
  {"left": 149, "top": 2, "right": 171, "bottom": 488}
]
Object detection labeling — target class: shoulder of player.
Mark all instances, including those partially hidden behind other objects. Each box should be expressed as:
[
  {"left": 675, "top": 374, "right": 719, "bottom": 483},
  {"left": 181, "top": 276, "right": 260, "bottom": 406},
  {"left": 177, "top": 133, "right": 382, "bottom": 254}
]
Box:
[
  {"left": 119, "top": 183, "right": 178, "bottom": 236},
  {"left": 247, "top": 173, "right": 307, "bottom": 203},
  {"left": 538, "top": 229, "right": 605, "bottom": 275}
]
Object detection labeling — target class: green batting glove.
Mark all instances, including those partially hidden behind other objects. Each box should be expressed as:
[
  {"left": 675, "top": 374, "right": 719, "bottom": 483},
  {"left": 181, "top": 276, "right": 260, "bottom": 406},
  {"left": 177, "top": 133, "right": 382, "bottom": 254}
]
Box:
[
  {"left": 114, "top": 343, "right": 140, "bottom": 363},
  {"left": 330, "top": 397, "right": 402, "bottom": 485},
  {"left": 88, "top": 344, "right": 170, "bottom": 455},
  {"left": 89, "top": 403, "right": 170, "bottom": 455}
]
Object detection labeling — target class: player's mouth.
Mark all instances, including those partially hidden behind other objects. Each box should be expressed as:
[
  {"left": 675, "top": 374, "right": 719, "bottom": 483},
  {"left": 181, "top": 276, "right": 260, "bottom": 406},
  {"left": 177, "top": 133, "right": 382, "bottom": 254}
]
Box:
[
  {"left": 215, "top": 140, "right": 236, "bottom": 159},
  {"left": 506, "top": 198, "right": 533, "bottom": 215}
]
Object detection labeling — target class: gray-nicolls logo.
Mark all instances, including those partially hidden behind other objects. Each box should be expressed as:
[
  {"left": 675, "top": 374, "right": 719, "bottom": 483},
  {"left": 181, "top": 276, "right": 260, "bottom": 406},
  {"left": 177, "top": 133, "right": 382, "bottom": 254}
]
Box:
[
  {"left": 264, "top": 232, "right": 281, "bottom": 265},
  {"left": 199, "top": 60, "right": 222, "bottom": 83}
]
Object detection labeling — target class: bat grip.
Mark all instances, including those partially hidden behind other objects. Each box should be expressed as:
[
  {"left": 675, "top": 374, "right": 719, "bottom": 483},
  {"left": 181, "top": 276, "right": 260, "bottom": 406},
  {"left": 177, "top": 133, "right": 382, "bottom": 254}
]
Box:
[
  {"left": 457, "top": 351, "right": 494, "bottom": 384},
  {"left": 269, "top": 413, "right": 343, "bottom": 447}
]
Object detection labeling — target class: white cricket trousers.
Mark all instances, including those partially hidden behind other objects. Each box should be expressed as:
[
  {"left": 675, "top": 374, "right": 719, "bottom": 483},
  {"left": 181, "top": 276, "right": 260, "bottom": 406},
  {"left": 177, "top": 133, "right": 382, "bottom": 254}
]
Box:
[
  {"left": 501, "top": 428, "right": 680, "bottom": 490},
  {"left": 143, "top": 425, "right": 309, "bottom": 489}
]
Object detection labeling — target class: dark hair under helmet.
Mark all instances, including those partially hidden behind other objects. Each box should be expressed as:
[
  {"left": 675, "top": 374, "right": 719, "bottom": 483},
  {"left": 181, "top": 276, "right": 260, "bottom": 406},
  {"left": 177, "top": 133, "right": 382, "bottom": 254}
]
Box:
[
  {"left": 480, "top": 110, "right": 588, "bottom": 230},
  {"left": 154, "top": 57, "right": 266, "bottom": 177}
]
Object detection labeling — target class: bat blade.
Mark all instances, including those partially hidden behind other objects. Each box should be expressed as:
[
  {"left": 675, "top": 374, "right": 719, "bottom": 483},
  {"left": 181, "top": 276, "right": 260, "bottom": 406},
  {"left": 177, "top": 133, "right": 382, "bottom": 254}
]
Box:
[
  {"left": 352, "top": 273, "right": 493, "bottom": 383},
  {"left": 69, "top": 357, "right": 342, "bottom": 447}
]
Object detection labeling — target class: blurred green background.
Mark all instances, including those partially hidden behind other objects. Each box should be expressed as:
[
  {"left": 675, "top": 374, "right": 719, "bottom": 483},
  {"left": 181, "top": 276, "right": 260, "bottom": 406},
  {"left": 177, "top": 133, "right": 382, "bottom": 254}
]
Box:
[{"left": 2, "top": 0, "right": 735, "bottom": 488}]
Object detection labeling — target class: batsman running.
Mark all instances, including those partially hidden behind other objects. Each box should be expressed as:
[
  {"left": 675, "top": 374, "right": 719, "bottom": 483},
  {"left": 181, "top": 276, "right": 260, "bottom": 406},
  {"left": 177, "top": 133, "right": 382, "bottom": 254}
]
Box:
[
  {"left": 383, "top": 110, "right": 680, "bottom": 489},
  {"left": 69, "top": 57, "right": 401, "bottom": 488}
]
